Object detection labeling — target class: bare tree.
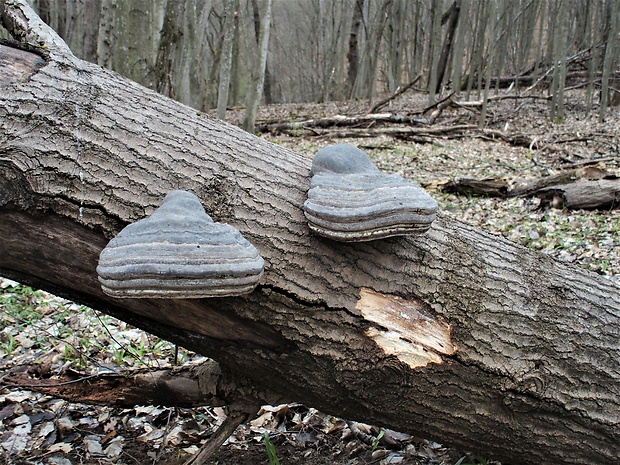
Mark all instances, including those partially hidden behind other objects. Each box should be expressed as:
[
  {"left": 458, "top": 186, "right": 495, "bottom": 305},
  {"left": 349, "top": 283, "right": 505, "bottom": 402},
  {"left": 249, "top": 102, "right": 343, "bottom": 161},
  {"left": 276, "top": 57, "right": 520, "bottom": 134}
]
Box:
[
  {"left": 385, "top": 0, "right": 406, "bottom": 92},
  {"left": 243, "top": 0, "right": 272, "bottom": 132},
  {"left": 346, "top": 0, "right": 363, "bottom": 97},
  {"left": 427, "top": 0, "right": 443, "bottom": 103},
  {"left": 155, "top": 0, "right": 192, "bottom": 104},
  {"left": 216, "top": 0, "right": 235, "bottom": 119},
  {"left": 251, "top": 0, "right": 273, "bottom": 104},
  {"left": 549, "top": 0, "right": 569, "bottom": 123},
  {"left": 434, "top": 0, "right": 461, "bottom": 94},
  {"left": 599, "top": 0, "right": 620, "bottom": 118}
]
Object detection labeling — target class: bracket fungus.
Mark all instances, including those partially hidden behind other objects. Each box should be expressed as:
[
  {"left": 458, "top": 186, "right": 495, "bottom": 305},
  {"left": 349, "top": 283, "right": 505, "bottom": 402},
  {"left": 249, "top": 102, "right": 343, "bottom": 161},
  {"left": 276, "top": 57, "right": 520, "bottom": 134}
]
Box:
[
  {"left": 97, "top": 190, "right": 264, "bottom": 298},
  {"left": 303, "top": 144, "right": 438, "bottom": 241}
]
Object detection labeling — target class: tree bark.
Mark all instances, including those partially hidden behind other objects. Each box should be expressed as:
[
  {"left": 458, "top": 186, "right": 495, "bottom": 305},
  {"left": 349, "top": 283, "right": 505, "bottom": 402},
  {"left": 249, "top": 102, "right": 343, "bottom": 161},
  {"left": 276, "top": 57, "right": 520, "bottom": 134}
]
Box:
[
  {"left": 535, "top": 179, "right": 620, "bottom": 210},
  {"left": 1, "top": 4, "right": 620, "bottom": 465},
  {"left": 155, "top": 0, "right": 190, "bottom": 103}
]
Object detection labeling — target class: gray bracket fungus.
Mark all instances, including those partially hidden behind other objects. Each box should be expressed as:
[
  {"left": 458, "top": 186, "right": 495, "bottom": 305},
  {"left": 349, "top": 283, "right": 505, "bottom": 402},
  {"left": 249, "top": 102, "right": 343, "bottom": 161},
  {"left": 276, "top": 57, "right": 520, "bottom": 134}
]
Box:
[
  {"left": 303, "top": 144, "right": 438, "bottom": 241},
  {"left": 97, "top": 190, "right": 264, "bottom": 298}
]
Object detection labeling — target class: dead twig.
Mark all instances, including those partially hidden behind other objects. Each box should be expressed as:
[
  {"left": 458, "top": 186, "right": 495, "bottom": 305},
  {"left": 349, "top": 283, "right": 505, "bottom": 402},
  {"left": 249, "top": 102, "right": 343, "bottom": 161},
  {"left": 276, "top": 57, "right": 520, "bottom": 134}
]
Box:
[
  {"left": 369, "top": 74, "right": 422, "bottom": 113},
  {"left": 184, "top": 404, "right": 259, "bottom": 465}
]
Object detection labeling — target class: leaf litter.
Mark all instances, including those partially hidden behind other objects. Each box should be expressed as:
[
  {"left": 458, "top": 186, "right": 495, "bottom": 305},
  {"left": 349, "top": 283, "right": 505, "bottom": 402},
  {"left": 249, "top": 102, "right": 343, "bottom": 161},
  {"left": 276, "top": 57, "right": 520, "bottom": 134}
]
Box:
[{"left": 1, "top": 89, "right": 619, "bottom": 464}]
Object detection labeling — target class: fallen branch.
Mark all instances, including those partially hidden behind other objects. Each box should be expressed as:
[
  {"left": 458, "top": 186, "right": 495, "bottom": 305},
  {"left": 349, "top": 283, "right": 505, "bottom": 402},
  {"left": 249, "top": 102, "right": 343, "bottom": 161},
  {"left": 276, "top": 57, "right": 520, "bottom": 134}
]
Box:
[
  {"left": 257, "top": 93, "right": 455, "bottom": 135},
  {"left": 184, "top": 404, "right": 257, "bottom": 465},
  {"left": 1, "top": 360, "right": 273, "bottom": 409},
  {"left": 255, "top": 112, "right": 431, "bottom": 134},
  {"left": 455, "top": 94, "right": 551, "bottom": 107},
  {"left": 508, "top": 165, "right": 614, "bottom": 197},
  {"left": 313, "top": 125, "right": 536, "bottom": 151},
  {"left": 419, "top": 92, "right": 456, "bottom": 123},
  {"left": 319, "top": 124, "right": 477, "bottom": 139}
]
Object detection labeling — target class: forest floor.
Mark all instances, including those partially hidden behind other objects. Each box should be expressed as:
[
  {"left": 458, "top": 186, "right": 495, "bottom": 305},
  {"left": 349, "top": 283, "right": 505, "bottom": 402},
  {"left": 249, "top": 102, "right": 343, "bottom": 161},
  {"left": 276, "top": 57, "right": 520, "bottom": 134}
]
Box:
[{"left": 1, "top": 90, "right": 619, "bottom": 465}]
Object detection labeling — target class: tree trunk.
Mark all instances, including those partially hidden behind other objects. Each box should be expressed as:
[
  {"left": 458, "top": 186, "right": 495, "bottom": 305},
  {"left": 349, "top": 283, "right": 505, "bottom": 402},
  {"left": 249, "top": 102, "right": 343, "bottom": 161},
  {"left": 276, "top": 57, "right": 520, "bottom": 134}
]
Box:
[
  {"left": 346, "top": 0, "right": 363, "bottom": 98},
  {"left": 434, "top": 0, "right": 461, "bottom": 94},
  {"left": 243, "top": 0, "right": 272, "bottom": 133},
  {"left": 427, "top": 0, "right": 443, "bottom": 103},
  {"left": 1, "top": 4, "right": 620, "bottom": 465},
  {"left": 250, "top": 0, "right": 273, "bottom": 105},
  {"left": 216, "top": 0, "right": 235, "bottom": 119},
  {"left": 155, "top": 0, "right": 191, "bottom": 104}
]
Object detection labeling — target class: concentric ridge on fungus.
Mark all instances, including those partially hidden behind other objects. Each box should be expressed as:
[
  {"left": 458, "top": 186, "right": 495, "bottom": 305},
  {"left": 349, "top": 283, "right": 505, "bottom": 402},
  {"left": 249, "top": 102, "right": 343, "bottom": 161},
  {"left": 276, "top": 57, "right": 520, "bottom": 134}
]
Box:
[
  {"left": 303, "top": 144, "right": 438, "bottom": 241},
  {"left": 97, "top": 190, "right": 264, "bottom": 298}
]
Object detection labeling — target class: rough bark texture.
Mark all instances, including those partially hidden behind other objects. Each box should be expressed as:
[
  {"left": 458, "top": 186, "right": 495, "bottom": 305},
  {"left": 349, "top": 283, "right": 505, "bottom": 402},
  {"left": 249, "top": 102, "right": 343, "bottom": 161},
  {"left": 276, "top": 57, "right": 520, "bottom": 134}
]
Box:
[{"left": 1, "top": 4, "right": 620, "bottom": 465}]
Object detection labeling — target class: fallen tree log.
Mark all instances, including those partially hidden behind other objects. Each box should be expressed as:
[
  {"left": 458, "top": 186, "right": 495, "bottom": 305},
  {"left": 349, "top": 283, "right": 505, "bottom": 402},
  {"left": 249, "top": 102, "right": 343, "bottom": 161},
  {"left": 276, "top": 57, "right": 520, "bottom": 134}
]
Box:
[
  {"left": 257, "top": 93, "right": 455, "bottom": 135},
  {"left": 1, "top": 3, "right": 620, "bottom": 465},
  {"left": 438, "top": 165, "right": 620, "bottom": 210},
  {"left": 536, "top": 179, "right": 620, "bottom": 210},
  {"left": 256, "top": 112, "right": 536, "bottom": 149},
  {"left": 312, "top": 124, "right": 477, "bottom": 139},
  {"left": 318, "top": 125, "right": 535, "bottom": 150},
  {"left": 508, "top": 165, "right": 616, "bottom": 197},
  {"left": 2, "top": 361, "right": 233, "bottom": 409}
]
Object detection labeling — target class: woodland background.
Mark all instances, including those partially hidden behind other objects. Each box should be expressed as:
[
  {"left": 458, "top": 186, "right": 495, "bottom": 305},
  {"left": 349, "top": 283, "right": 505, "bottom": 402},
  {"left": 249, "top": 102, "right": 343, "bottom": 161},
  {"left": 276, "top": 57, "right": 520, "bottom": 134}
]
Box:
[{"left": 6, "top": 0, "right": 618, "bottom": 123}]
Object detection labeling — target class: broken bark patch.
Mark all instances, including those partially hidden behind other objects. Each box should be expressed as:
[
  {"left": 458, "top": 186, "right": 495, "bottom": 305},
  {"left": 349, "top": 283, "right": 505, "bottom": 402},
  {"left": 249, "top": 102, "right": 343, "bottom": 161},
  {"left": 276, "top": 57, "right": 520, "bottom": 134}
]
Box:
[{"left": 356, "top": 288, "right": 456, "bottom": 369}]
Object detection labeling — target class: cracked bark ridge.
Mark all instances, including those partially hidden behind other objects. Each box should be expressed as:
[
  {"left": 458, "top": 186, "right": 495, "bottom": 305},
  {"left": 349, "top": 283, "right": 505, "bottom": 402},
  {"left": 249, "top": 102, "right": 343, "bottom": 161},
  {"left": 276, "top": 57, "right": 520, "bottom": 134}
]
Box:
[
  {"left": 97, "top": 190, "right": 264, "bottom": 298},
  {"left": 304, "top": 144, "right": 438, "bottom": 241}
]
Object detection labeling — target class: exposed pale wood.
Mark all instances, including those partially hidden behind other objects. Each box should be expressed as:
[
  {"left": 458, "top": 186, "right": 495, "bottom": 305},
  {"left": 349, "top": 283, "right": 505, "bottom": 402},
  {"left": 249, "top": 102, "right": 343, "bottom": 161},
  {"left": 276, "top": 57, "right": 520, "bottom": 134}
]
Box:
[{"left": 1, "top": 3, "right": 620, "bottom": 464}]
